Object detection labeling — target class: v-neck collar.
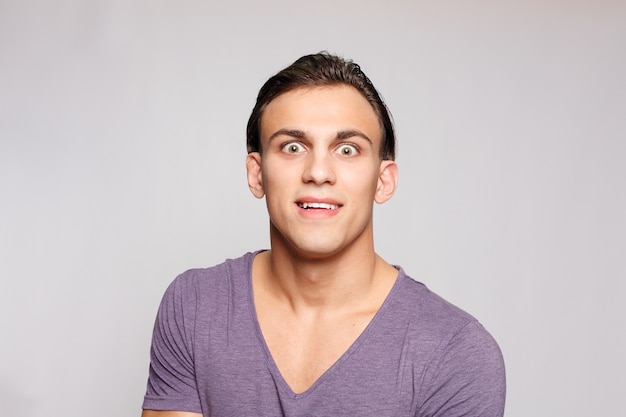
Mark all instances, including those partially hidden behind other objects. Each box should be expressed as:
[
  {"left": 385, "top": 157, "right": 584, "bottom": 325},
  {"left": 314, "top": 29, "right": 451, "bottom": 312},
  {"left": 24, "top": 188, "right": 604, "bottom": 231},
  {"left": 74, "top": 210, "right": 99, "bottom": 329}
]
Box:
[{"left": 245, "top": 251, "right": 403, "bottom": 399}]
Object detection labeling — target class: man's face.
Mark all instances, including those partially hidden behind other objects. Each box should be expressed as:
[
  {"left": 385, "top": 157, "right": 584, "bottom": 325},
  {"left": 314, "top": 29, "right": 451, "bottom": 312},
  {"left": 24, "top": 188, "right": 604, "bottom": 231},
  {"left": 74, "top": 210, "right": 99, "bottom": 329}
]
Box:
[{"left": 246, "top": 85, "right": 397, "bottom": 259}]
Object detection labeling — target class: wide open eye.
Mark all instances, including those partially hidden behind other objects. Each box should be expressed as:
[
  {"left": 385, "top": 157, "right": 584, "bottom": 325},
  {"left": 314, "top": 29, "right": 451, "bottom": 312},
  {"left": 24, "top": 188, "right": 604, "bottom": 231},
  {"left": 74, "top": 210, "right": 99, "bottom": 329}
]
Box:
[
  {"left": 335, "top": 143, "right": 359, "bottom": 156},
  {"left": 282, "top": 142, "right": 305, "bottom": 154}
]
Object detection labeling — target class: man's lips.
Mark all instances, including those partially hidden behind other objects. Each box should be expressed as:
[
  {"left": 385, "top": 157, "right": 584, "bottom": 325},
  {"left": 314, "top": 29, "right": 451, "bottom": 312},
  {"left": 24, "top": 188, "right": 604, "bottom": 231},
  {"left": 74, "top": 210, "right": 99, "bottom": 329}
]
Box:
[
  {"left": 296, "top": 201, "right": 341, "bottom": 210},
  {"left": 295, "top": 198, "right": 342, "bottom": 210}
]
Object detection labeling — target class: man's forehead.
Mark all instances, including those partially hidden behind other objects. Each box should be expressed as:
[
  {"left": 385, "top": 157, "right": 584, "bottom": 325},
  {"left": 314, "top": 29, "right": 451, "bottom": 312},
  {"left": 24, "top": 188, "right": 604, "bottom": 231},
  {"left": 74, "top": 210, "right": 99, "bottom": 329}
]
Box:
[
  {"left": 259, "top": 85, "right": 382, "bottom": 135},
  {"left": 265, "top": 85, "right": 365, "bottom": 106}
]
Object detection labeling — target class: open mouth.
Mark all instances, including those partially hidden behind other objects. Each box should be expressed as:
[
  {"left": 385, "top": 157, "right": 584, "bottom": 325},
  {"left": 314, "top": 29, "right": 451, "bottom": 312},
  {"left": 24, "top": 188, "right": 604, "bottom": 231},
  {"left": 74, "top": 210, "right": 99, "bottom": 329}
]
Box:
[{"left": 297, "top": 202, "right": 340, "bottom": 210}]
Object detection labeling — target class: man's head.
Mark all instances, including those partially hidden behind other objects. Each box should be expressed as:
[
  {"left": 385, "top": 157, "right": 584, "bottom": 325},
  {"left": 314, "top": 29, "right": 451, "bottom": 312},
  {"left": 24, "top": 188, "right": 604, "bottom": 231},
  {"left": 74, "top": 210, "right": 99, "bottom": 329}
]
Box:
[{"left": 246, "top": 52, "right": 395, "bottom": 161}]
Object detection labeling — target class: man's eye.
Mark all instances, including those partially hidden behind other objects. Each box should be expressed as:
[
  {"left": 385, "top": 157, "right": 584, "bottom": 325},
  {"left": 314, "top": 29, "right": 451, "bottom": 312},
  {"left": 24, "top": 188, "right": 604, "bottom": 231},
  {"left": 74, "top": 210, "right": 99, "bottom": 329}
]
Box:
[
  {"left": 282, "top": 142, "right": 305, "bottom": 154},
  {"left": 336, "top": 144, "right": 358, "bottom": 156}
]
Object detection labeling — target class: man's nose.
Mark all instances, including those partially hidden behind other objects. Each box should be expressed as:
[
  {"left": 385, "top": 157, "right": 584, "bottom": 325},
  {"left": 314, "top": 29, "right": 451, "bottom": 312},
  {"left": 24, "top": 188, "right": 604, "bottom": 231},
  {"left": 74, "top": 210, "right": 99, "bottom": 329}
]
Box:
[{"left": 301, "top": 149, "right": 336, "bottom": 185}]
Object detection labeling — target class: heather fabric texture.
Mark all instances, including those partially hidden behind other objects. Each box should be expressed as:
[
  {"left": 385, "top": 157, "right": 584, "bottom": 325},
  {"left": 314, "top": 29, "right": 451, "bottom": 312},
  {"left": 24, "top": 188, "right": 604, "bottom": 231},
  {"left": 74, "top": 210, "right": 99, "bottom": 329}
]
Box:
[{"left": 143, "top": 252, "right": 506, "bottom": 416}]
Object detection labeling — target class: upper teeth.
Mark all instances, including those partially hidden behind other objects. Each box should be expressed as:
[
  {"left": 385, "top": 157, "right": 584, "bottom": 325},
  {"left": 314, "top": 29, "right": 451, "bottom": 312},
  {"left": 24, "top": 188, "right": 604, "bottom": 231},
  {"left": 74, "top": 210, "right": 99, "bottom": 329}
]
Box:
[{"left": 300, "top": 202, "right": 338, "bottom": 210}]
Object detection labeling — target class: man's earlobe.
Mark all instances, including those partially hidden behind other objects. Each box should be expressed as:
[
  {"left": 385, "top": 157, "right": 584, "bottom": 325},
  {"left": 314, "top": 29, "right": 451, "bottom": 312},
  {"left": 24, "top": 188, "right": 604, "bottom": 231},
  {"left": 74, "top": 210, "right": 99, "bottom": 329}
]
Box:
[
  {"left": 246, "top": 153, "right": 265, "bottom": 199},
  {"left": 375, "top": 161, "right": 398, "bottom": 204}
]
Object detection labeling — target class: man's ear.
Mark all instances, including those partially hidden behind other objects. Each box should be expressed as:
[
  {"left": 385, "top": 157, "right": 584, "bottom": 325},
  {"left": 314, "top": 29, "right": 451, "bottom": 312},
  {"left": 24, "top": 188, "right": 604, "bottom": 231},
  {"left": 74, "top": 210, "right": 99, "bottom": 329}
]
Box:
[
  {"left": 246, "top": 152, "right": 265, "bottom": 199},
  {"left": 375, "top": 160, "right": 398, "bottom": 204}
]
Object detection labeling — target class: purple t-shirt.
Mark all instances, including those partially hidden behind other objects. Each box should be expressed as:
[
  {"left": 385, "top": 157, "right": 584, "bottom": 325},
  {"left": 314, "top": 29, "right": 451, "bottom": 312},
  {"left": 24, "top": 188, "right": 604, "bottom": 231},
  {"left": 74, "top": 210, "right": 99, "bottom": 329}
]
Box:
[{"left": 143, "top": 252, "right": 505, "bottom": 416}]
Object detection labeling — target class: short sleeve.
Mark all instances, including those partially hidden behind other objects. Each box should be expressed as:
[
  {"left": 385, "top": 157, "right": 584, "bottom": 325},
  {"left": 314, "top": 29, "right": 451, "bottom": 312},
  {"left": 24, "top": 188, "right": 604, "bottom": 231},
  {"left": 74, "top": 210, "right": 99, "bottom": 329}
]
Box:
[
  {"left": 142, "top": 273, "right": 203, "bottom": 413},
  {"left": 417, "top": 320, "right": 506, "bottom": 417}
]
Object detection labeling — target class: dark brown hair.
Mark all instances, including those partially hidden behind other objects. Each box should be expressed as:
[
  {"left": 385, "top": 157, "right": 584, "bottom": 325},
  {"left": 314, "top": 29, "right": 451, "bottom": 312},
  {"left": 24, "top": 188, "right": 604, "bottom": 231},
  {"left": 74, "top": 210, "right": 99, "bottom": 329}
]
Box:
[{"left": 246, "top": 52, "right": 396, "bottom": 160}]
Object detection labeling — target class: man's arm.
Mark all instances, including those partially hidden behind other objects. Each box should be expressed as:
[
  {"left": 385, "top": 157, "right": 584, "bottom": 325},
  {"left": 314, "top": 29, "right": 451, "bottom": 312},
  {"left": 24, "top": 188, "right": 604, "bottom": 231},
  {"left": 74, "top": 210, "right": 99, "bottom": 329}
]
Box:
[
  {"left": 418, "top": 320, "right": 506, "bottom": 416},
  {"left": 141, "top": 410, "right": 202, "bottom": 417},
  {"left": 142, "top": 275, "right": 203, "bottom": 414}
]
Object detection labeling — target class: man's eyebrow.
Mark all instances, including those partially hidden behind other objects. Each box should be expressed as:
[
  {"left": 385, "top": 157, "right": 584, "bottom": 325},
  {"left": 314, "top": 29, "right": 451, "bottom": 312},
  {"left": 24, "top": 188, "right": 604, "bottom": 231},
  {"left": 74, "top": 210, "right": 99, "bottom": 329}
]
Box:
[
  {"left": 268, "top": 129, "right": 306, "bottom": 142},
  {"left": 267, "top": 128, "right": 373, "bottom": 144},
  {"left": 336, "top": 130, "right": 373, "bottom": 144}
]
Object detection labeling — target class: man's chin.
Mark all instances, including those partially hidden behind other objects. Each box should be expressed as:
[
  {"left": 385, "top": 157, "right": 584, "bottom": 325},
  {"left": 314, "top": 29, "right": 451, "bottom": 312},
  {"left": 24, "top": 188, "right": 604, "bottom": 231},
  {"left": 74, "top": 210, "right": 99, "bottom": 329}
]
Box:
[{"left": 283, "top": 239, "right": 346, "bottom": 261}]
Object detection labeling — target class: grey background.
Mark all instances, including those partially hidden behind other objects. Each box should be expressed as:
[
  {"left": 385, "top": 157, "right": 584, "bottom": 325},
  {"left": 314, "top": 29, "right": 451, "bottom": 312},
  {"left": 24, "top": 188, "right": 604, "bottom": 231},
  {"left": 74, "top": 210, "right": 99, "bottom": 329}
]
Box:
[{"left": 1, "top": 1, "right": 624, "bottom": 416}]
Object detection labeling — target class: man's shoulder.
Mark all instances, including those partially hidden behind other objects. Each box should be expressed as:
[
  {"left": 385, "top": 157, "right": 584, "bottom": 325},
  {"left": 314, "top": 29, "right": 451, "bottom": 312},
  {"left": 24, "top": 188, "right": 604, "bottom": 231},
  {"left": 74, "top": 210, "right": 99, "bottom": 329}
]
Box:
[
  {"left": 391, "top": 269, "right": 486, "bottom": 340},
  {"left": 162, "top": 251, "right": 258, "bottom": 304},
  {"left": 174, "top": 251, "right": 257, "bottom": 284},
  {"left": 389, "top": 270, "right": 504, "bottom": 386}
]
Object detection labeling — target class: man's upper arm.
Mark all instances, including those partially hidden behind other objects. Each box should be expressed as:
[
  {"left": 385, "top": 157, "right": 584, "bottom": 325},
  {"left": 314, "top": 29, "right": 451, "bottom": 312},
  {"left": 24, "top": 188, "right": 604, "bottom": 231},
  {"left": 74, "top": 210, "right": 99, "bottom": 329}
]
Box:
[
  {"left": 141, "top": 410, "right": 202, "bottom": 417},
  {"left": 418, "top": 320, "right": 506, "bottom": 416},
  {"left": 142, "top": 274, "right": 203, "bottom": 413}
]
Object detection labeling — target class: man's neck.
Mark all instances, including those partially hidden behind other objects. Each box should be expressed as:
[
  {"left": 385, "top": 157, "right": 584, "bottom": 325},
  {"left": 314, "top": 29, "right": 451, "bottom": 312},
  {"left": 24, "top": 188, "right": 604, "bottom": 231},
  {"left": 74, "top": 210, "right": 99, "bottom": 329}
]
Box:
[{"left": 254, "top": 242, "right": 396, "bottom": 313}]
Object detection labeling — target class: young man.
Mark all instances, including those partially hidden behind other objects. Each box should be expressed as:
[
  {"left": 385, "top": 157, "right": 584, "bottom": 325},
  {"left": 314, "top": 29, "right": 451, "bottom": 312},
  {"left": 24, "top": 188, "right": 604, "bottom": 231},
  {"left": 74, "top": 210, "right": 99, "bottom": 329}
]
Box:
[{"left": 142, "top": 53, "right": 506, "bottom": 417}]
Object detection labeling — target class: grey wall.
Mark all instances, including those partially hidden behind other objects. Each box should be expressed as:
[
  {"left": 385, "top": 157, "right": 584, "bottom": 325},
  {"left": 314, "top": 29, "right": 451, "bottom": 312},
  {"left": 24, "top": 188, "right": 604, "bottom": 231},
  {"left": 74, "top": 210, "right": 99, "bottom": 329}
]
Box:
[{"left": 1, "top": 1, "right": 624, "bottom": 416}]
